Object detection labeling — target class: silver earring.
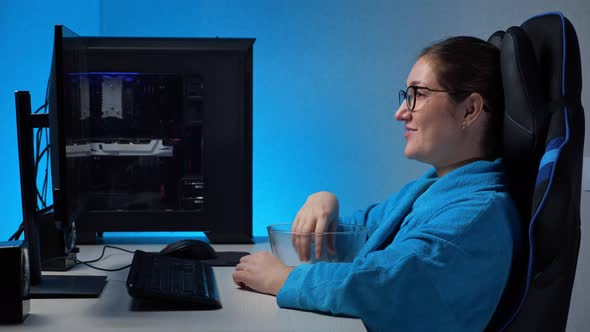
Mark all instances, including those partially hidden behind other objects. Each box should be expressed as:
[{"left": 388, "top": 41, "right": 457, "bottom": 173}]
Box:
[{"left": 461, "top": 121, "right": 467, "bottom": 129}]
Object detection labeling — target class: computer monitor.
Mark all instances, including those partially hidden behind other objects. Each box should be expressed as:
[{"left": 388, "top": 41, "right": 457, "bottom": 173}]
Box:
[
  {"left": 15, "top": 26, "right": 106, "bottom": 298},
  {"left": 48, "top": 25, "right": 87, "bottom": 251},
  {"left": 51, "top": 25, "right": 254, "bottom": 244}
]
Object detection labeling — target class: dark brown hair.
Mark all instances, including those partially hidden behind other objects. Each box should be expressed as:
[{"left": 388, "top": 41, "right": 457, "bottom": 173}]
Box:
[{"left": 419, "top": 36, "right": 503, "bottom": 158}]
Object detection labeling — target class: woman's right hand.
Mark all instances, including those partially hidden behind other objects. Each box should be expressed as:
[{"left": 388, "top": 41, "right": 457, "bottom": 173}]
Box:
[{"left": 291, "top": 191, "right": 339, "bottom": 261}]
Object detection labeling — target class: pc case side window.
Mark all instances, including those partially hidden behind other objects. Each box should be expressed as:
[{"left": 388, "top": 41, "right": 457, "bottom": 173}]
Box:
[
  {"left": 64, "top": 73, "right": 204, "bottom": 212},
  {"left": 52, "top": 32, "right": 254, "bottom": 243}
]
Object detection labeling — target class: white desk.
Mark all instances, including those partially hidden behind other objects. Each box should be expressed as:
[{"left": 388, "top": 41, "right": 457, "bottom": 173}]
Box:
[{"left": 6, "top": 239, "right": 366, "bottom": 332}]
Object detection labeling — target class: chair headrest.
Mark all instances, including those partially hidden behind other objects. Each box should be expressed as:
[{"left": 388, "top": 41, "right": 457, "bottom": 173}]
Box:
[{"left": 489, "top": 13, "right": 581, "bottom": 169}]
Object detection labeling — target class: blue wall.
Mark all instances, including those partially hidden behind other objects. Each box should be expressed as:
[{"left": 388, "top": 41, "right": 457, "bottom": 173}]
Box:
[
  {"left": 2, "top": 0, "right": 432, "bottom": 240},
  {"left": 3, "top": 2, "right": 590, "bottom": 331},
  {"left": 1, "top": 1, "right": 100, "bottom": 240},
  {"left": 5, "top": 0, "right": 559, "bottom": 240},
  {"left": 97, "top": 0, "right": 432, "bottom": 238}
]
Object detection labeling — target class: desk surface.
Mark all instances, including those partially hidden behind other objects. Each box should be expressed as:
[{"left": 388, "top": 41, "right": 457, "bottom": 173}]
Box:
[{"left": 6, "top": 240, "right": 366, "bottom": 332}]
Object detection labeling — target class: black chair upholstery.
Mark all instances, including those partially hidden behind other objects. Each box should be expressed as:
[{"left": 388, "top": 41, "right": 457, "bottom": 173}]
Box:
[{"left": 485, "top": 12, "right": 584, "bottom": 332}]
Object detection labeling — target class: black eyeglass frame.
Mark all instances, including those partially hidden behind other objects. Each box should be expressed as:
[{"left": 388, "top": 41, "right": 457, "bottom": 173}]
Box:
[{"left": 398, "top": 85, "right": 473, "bottom": 112}]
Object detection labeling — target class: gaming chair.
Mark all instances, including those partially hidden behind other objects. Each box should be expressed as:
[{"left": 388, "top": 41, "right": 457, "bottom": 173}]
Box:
[{"left": 485, "top": 12, "right": 584, "bottom": 332}]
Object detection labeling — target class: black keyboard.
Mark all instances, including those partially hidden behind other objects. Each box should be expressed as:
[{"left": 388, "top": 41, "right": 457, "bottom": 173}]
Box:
[{"left": 126, "top": 250, "right": 221, "bottom": 309}]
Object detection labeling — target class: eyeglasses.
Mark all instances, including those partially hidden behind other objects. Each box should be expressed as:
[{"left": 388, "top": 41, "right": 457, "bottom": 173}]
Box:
[{"left": 398, "top": 86, "right": 469, "bottom": 112}]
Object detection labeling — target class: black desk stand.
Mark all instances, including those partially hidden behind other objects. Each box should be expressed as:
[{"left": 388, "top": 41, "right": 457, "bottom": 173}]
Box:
[
  {"left": 30, "top": 275, "right": 107, "bottom": 299},
  {"left": 15, "top": 91, "right": 107, "bottom": 298}
]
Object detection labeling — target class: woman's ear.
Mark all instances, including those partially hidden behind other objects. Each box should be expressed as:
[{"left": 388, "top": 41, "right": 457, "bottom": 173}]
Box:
[{"left": 461, "top": 92, "right": 485, "bottom": 128}]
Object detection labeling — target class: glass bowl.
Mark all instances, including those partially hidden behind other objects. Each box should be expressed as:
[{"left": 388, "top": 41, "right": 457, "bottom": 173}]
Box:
[{"left": 267, "top": 223, "right": 367, "bottom": 266}]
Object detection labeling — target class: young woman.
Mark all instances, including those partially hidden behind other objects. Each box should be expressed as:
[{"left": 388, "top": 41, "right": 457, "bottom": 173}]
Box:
[{"left": 233, "top": 36, "right": 521, "bottom": 332}]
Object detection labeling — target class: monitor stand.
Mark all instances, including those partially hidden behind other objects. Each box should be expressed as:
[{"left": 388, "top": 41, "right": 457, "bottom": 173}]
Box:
[
  {"left": 30, "top": 275, "right": 107, "bottom": 298},
  {"left": 15, "top": 91, "right": 108, "bottom": 300}
]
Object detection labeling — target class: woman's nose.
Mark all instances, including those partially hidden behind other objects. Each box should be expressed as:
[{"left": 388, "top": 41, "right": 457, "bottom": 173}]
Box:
[{"left": 394, "top": 103, "right": 411, "bottom": 121}]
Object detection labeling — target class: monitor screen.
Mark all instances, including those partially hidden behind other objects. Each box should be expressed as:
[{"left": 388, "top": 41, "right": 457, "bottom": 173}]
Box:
[
  {"left": 48, "top": 25, "right": 254, "bottom": 243},
  {"left": 48, "top": 25, "right": 87, "bottom": 248}
]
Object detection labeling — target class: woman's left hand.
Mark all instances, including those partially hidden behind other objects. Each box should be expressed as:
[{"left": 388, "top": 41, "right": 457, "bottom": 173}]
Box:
[{"left": 232, "top": 251, "right": 294, "bottom": 296}]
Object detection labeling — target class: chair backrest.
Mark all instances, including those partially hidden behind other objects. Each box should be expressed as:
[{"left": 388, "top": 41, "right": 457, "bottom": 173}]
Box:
[{"left": 485, "top": 12, "right": 584, "bottom": 332}]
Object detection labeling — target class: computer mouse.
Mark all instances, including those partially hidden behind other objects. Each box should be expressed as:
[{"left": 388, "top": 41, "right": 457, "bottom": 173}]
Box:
[{"left": 160, "top": 239, "right": 217, "bottom": 260}]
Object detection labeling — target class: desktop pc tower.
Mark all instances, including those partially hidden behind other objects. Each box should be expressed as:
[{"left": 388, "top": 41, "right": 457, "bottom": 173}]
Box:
[
  {"left": 14, "top": 25, "right": 255, "bottom": 297},
  {"left": 48, "top": 25, "right": 255, "bottom": 244}
]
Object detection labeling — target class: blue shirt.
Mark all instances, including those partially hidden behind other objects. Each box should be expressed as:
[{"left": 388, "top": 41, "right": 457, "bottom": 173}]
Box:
[{"left": 276, "top": 158, "right": 521, "bottom": 332}]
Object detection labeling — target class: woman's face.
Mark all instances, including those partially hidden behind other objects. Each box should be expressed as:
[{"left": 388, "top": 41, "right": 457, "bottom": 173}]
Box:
[{"left": 395, "top": 56, "right": 466, "bottom": 168}]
